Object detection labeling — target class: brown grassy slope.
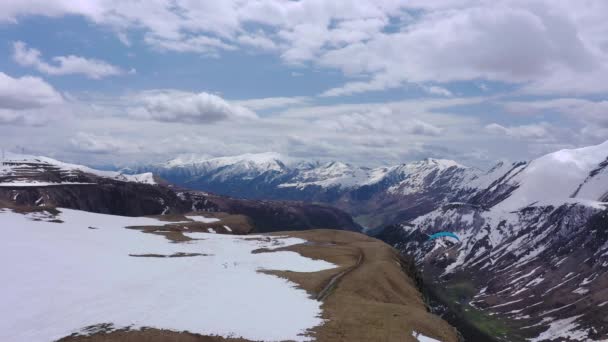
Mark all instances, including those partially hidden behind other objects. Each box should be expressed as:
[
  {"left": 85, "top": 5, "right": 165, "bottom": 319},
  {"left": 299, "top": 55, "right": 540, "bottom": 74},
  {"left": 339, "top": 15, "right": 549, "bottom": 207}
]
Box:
[{"left": 268, "top": 230, "right": 460, "bottom": 342}]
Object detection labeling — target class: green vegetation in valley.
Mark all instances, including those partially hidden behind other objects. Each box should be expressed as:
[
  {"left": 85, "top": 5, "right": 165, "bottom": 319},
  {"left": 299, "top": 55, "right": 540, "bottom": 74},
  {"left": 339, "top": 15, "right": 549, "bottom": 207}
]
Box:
[{"left": 426, "top": 274, "right": 525, "bottom": 342}]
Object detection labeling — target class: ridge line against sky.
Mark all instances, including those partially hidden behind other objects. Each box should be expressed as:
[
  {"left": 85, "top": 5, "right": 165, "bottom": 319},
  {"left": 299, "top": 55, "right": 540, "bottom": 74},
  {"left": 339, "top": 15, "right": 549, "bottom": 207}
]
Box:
[{"left": 0, "top": 0, "right": 607, "bottom": 168}]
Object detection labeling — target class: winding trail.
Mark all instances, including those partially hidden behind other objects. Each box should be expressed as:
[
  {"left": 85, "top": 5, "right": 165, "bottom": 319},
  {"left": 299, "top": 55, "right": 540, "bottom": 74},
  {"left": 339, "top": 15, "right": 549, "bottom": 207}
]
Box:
[{"left": 316, "top": 247, "right": 364, "bottom": 301}]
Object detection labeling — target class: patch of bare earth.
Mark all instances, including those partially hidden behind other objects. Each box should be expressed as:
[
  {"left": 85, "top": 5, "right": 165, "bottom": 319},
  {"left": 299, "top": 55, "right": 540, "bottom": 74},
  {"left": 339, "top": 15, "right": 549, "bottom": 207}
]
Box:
[{"left": 127, "top": 212, "right": 254, "bottom": 242}]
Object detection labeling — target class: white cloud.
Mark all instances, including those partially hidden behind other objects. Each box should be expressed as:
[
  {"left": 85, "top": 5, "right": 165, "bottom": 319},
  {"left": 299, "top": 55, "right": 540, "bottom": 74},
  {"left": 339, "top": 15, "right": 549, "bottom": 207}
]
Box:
[
  {"left": 318, "top": 2, "right": 603, "bottom": 95},
  {"left": 69, "top": 132, "right": 140, "bottom": 154},
  {"left": 13, "top": 41, "right": 126, "bottom": 79},
  {"left": 129, "top": 90, "right": 258, "bottom": 124},
  {"left": 425, "top": 86, "right": 453, "bottom": 97},
  {"left": 503, "top": 98, "right": 608, "bottom": 127},
  {"left": 4, "top": 1, "right": 608, "bottom": 96},
  {"left": 485, "top": 122, "right": 552, "bottom": 140},
  {"left": 2, "top": 1, "right": 608, "bottom": 167},
  {"left": 409, "top": 119, "right": 444, "bottom": 136},
  {"left": 0, "top": 72, "right": 63, "bottom": 110},
  {"left": 237, "top": 32, "right": 278, "bottom": 51},
  {"left": 116, "top": 32, "right": 131, "bottom": 46},
  {"left": 235, "top": 97, "right": 310, "bottom": 111},
  {"left": 315, "top": 107, "right": 444, "bottom": 136},
  {"left": 0, "top": 89, "right": 599, "bottom": 169}
]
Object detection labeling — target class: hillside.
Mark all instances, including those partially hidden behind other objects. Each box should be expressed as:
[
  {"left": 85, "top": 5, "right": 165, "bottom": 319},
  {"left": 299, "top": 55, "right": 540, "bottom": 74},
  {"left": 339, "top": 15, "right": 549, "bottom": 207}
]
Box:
[
  {"left": 0, "top": 206, "right": 459, "bottom": 342},
  {"left": 377, "top": 141, "right": 608, "bottom": 341}
]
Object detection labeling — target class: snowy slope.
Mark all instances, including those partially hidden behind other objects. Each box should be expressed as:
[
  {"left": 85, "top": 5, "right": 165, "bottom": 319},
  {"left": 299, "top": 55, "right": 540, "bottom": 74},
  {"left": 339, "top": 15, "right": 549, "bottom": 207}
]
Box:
[
  {"left": 279, "top": 161, "right": 372, "bottom": 189},
  {"left": 160, "top": 152, "right": 289, "bottom": 181},
  {"left": 280, "top": 158, "right": 476, "bottom": 192},
  {"left": 494, "top": 140, "right": 608, "bottom": 210},
  {"left": 0, "top": 208, "right": 335, "bottom": 342},
  {"left": 1, "top": 152, "right": 155, "bottom": 185},
  {"left": 385, "top": 158, "right": 476, "bottom": 195}
]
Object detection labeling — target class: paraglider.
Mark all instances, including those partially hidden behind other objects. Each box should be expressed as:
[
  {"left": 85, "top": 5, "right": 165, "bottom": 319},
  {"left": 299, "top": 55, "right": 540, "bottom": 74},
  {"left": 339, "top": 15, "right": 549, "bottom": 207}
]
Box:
[{"left": 427, "top": 232, "right": 460, "bottom": 242}]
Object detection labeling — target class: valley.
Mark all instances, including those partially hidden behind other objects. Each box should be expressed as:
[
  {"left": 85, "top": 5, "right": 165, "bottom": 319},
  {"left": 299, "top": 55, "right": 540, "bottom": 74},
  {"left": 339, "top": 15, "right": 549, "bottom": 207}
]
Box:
[
  {"left": 126, "top": 140, "right": 608, "bottom": 341},
  {"left": 2, "top": 140, "right": 608, "bottom": 341}
]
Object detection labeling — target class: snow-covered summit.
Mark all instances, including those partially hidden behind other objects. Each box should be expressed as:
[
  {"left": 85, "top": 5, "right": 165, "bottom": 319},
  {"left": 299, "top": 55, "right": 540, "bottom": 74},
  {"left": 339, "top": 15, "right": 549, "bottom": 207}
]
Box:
[
  {"left": 280, "top": 161, "right": 371, "bottom": 189},
  {"left": 384, "top": 158, "right": 476, "bottom": 195},
  {"left": 491, "top": 140, "right": 608, "bottom": 210},
  {"left": 160, "top": 152, "right": 289, "bottom": 178},
  {"left": 164, "top": 152, "right": 287, "bottom": 169}
]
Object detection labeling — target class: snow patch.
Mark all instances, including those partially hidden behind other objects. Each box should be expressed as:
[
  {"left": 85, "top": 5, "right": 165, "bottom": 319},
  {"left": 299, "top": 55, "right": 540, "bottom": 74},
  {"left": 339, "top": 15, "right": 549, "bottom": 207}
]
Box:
[
  {"left": 412, "top": 331, "right": 443, "bottom": 342},
  {"left": 186, "top": 215, "right": 220, "bottom": 223},
  {"left": 528, "top": 315, "right": 589, "bottom": 342},
  {"left": 0, "top": 208, "right": 336, "bottom": 342}
]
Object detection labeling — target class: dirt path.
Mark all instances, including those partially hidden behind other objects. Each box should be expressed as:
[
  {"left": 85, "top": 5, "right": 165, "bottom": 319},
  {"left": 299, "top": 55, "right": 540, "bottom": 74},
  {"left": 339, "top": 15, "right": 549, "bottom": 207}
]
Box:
[{"left": 316, "top": 248, "right": 363, "bottom": 301}]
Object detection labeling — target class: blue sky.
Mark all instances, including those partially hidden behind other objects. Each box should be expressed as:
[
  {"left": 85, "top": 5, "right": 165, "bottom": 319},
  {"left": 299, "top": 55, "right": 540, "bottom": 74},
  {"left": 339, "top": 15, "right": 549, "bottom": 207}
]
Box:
[{"left": 1, "top": 1, "right": 607, "bottom": 168}]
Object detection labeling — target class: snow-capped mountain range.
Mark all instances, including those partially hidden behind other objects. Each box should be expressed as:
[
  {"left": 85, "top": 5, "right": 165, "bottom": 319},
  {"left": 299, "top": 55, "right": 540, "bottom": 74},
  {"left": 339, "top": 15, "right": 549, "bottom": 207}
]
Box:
[
  {"left": 132, "top": 152, "right": 470, "bottom": 193},
  {"left": 128, "top": 153, "right": 485, "bottom": 228}
]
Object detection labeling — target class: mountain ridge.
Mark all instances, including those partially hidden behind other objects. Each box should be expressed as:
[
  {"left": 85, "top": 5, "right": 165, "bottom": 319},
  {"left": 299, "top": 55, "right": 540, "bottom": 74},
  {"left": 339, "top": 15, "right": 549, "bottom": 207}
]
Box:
[{"left": 126, "top": 152, "right": 490, "bottom": 228}]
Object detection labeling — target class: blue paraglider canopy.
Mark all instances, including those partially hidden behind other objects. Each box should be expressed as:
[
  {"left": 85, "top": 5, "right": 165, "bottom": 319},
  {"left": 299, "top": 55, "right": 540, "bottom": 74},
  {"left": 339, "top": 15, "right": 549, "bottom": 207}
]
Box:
[{"left": 428, "top": 232, "right": 460, "bottom": 242}]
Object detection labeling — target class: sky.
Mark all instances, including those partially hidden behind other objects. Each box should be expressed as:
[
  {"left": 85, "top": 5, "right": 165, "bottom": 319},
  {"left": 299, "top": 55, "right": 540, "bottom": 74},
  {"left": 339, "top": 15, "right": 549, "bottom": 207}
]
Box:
[{"left": 0, "top": 0, "right": 607, "bottom": 169}]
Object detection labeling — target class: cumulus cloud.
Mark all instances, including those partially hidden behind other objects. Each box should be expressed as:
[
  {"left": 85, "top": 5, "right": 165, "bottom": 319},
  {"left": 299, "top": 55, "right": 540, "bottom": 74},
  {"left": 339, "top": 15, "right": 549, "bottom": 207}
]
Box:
[
  {"left": 319, "top": 2, "right": 602, "bottom": 95},
  {"left": 2, "top": 1, "right": 608, "bottom": 167},
  {"left": 0, "top": 71, "right": 65, "bottom": 126},
  {"left": 129, "top": 90, "right": 258, "bottom": 124},
  {"left": 0, "top": 72, "right": 63, "bottom": 110},
  {"left": 13, "top": 41, "right": 126, "bottom": 79},
  {"left": 4, "top": 1, "right": 608, "bottom": 95},
  {"left": 237, "top": 32, "right": 278, "bottom": 51}
]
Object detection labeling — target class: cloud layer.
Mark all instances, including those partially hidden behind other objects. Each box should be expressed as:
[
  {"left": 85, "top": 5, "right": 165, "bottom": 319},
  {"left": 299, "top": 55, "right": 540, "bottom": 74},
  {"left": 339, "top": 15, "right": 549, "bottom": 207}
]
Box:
[
  {"left": 0, "top": 1, "right": 607, "bottom": 168},
  {"left": 4, "top": 1, "right": 608, "bottom": 95}
]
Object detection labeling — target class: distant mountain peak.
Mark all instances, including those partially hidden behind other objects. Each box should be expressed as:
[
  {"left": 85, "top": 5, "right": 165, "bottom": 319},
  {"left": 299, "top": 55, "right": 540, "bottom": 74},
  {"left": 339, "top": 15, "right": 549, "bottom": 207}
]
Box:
[
  {"left": 163, "top": 152, "right": 287, "bottom": 168},
  {"left": 420, "top": 157, "right": 467, "bottom": 168}
]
